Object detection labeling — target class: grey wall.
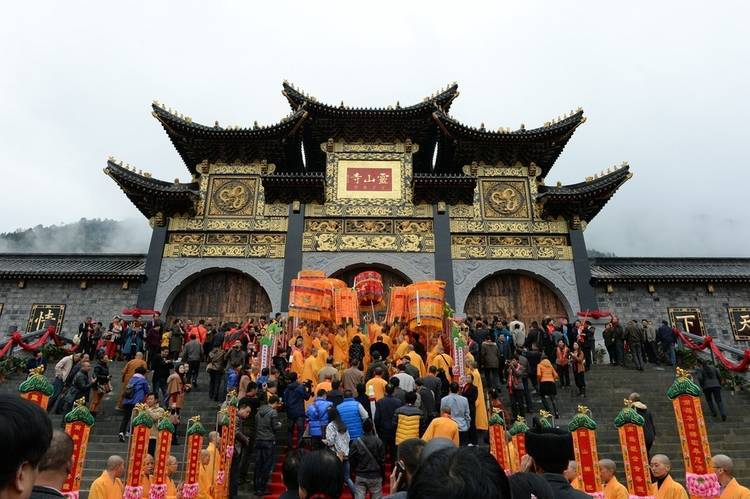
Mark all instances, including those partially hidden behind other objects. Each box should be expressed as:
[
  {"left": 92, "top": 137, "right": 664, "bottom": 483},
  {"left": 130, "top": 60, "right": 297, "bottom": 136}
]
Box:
[
  {"left": 0, "top": 279, "right": 140, "bottom": 337},
  {"left": 594, "top": 282, "right": 750, "bottom": 347}
]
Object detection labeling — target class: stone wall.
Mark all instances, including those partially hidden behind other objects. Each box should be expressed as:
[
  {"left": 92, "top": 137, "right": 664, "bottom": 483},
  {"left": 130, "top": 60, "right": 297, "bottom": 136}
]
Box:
[
  {"left": 0, "top": 279, "right": 140, "bottom": 337},
  {"left": 594, "top": 282, "right": 750, "bottom": 347}
]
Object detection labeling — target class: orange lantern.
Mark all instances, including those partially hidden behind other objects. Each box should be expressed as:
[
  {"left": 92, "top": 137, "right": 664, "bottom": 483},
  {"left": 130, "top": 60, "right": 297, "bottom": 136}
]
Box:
[
  {"left": 386, "top": 286, "right": 408, "bottom": 325},
  {"left": 320, "top": 278, "right": 347, "bottom": 321},
  {"left": 289, "top": 278, "right": 326, "bottom": 321},
  {"left": 334, "top": 287, "right": 360, "bottom": 326},
  {"left": 407, "top": 281, "right": 446, "bottom": 333}
]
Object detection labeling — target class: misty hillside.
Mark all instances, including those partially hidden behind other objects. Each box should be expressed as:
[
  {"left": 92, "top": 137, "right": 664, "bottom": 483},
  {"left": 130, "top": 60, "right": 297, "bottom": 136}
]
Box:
[{"left": 0, "top": 218, "right": 151, "bottom": 253}]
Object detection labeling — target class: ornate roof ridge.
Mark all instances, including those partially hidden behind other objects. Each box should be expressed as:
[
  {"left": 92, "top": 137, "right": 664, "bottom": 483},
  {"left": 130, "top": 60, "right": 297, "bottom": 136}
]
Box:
[
  {"left": 433, "top": 107, "right": 585, "bottom": 139},
  {"left": 540, "top": 164, "right": 631, "bottom": 195},
  {"left": 151, "top": 101, "right": 307, "bottom": 134},
  {"left": 282, "top": 81, "right": 459, "bottom": 113},
  {"left": 104, "top": 159, "right": 199, "bottom": 191}
]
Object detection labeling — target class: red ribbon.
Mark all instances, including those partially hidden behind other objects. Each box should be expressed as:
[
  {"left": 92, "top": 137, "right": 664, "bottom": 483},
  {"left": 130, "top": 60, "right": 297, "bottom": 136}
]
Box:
[
  {"left": 675, "top": 329, "right": 750, "bottom": 373},
  {"left": 0, "top": 326, "right": 77, "bottom": 359}
]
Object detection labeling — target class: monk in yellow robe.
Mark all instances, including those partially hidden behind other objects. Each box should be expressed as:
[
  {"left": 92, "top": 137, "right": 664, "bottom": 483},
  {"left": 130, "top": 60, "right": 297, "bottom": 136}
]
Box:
[
  {"left": 599, "top": 459, "right": 628, "bottom": 499},
  {"left": 430, "top": 345, "right": 453, "bottom": 382},
  {"left": 140, "top": 454, "right": 154, "bottom": 499},
  {"left": 713, "top": 454, "right": 750, "bottom": 499},
  {"left": 316, "top": 342, "right": 329, "bottom": 370},
  {"left": 301, "top": 348, "right": 320, "bottom": 384},
  {"left": 650, "top": 455, "right": 688, "bottom": 499},
  {"left": 407, "top": 347, "right": 427, "bottom": 377},
  {"left": 206, "top": 431, "right": 221, "bottom": 484},
  {"left": 469, "top": 364, "right": 488, "bottom": 431},
  {"left": 368, "top": 321, "right": 383, "bottom": 345},
  {"left": 394, "top": 335, "right": 410, "bottom": 361},
  {"left": 89, "top": 456, "right": 124, "bottom": 499},
  {"left": 290, "top": 337, "right": 305, "bottom": 377},
  {"left": 333, "top": 327, "right": 349, "bottom": 365},
  {"left": 166, "top": 455, "right": 179, "bottom": 499},
  {"left": 198, "top": 449, "right": 214, "bottom": 499}
]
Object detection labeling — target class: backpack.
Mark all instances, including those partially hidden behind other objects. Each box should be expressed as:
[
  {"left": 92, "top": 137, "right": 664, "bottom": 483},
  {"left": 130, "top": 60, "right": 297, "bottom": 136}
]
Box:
[{"left": 124, "top": 382, "right": 136, "bottom": 400}]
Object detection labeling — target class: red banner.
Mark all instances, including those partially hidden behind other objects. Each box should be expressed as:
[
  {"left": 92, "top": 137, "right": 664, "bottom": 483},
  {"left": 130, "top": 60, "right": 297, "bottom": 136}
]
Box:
[
  {"left": 618, "top": 424, "right": 652, "bottom": 497},
  {"left": 675, "top": 329, "right": 750, "bottom": 372},
  {"left": 126, "top": 426, "right": 149, "bottom": 487},
  {"left": 62, "top": 421, "right": 91, "bottom": 494},
  {"left": 572, "top": 428, "right": 602, "bottom": 494}
]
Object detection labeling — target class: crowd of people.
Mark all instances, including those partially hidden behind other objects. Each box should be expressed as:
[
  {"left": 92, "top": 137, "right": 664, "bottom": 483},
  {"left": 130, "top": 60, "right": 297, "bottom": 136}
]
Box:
[
  {"left": 3, "top": 393, "right": 750, "bottom": 499},
  {"left": 8, "top": 309, "right": 741, "bottom": 499}
]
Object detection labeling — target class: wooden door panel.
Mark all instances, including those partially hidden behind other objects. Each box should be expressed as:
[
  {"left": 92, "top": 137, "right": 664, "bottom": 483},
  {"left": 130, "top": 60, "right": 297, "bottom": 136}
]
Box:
[
  {"left": 464, "top": 273, "right": 567, "bottom": 325},
  {"left": 167, "top": 271, "right": 272, "bottom": 325}
]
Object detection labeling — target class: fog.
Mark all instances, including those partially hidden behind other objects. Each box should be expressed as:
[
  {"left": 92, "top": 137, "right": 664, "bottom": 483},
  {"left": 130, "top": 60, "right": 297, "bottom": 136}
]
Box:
[{"left": 1, "top": 1, "right": 748, "bottom": 256}]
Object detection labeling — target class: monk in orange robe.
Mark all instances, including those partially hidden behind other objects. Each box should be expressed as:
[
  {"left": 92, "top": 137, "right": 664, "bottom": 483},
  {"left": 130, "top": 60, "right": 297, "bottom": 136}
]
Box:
[{"left": 333, "top": 327, "right": 349, "bottom": 365}]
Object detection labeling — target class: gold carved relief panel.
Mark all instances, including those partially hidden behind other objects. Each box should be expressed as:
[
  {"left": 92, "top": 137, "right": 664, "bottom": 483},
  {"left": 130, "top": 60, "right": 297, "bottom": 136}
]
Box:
[
  {"left": 206, "top": 176, "right": 258, "bottom": 217},
  {"left": 302, "top": 218, "right": 434, "bottom": 252},
  {"left": 480, "top": 179, "right": 531, "bottom": 220},
  {"left": 164, "top": 232, "right": 285, "bottom": 259}
]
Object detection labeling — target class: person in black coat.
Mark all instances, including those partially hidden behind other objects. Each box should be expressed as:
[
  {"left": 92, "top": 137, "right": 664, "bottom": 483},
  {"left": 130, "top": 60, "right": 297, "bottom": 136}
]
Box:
[
  {"left": 461, "top": 373, "right": 479, "bottom": 445},
  {"left": 629, "top": 393, "right": 656, "bottom": 453},
  {"left": 374, "top": 383, "right": 403, "bottom": 463}
]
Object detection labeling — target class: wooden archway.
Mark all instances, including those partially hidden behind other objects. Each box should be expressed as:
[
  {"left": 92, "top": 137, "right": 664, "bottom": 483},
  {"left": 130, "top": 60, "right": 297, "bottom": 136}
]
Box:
[
  {"left": 166, "top": 270, "right": 272, "bottom": 324},
  {"left": 463, "top": 272, "right": 568, "bottom": 325}
]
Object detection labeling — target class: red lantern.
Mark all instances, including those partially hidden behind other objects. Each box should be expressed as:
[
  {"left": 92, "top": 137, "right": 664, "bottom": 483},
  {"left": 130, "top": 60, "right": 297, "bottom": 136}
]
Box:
[{"left": 354, "top": 271, "right": 384, "bottom": 306}]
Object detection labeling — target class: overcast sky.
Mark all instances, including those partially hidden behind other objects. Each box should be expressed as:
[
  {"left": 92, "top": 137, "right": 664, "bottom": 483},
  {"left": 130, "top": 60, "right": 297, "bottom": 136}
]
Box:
[{"left": 1, "top": 1, "right": 748, "bottom": 256}]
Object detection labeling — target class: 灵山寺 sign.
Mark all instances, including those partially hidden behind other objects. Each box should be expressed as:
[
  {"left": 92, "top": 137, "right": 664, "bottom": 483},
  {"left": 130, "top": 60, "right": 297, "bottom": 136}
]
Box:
[{"left": 336, "top": 160, "right": 402, "bottom": 200}]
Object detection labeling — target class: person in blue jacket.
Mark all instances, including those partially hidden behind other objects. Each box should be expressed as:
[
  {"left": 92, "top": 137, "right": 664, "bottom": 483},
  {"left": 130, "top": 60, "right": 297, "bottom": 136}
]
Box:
[
  {"left": 119, "top": 366, "right": 150, "bottom": 441},
  {"left": 337, "top": 389, "right": 368, "bottom": 440},
  {"left": 305, "top": 388, "right": 333, "bottom": 448}
]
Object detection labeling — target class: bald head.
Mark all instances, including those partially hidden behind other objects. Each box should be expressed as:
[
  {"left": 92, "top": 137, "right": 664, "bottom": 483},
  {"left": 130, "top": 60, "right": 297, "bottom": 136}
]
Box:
[
  {"left": 208, "top": 430, "right": 220, "bottom": 443},
  {"left": 107, "top": 456, "right": 125, "bottom": 471},
  {"left": 599, "top": 459, "right": 616, "bottom": 472},
  {"left": 712, "top": 454, "right": 734, "bottom": 476},
  {"left": 563, "top": 461, "right": 579, "bottom": 483},
  {"left": 650, "top": 454, "right": 671, "bottom": 478},
  {"left": 167, "top": 455, "right": 178, "bottom": 466},
  {"left": 38, "top": 431, "right": 74, "bottom": 473},
  {"left": 135, "top": 352, "right": 144, "bottom": 359}
]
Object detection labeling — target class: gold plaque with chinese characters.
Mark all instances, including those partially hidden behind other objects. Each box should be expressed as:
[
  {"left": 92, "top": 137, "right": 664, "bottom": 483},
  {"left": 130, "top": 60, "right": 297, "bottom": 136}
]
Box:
[
  {"left": 26, "top": 304, "right": 66, "bottom": 333},
  {"left": 667, "top": 307, "right": 705, "bottom": 336},
  {"left": 728, "top": 307, "right": 750, "bottom": 341},
  {"left": 336, "top": 160, "right": 402, "bottom": 200}
]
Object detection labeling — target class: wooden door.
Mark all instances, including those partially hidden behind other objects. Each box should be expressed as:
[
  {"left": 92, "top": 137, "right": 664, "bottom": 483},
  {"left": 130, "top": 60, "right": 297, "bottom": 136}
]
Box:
[
  {"left": 463, "top": 272, "right": 567, "bottom": 325},
  {"left": 166, "top": 271, "right": 272, "bottom": 325}
]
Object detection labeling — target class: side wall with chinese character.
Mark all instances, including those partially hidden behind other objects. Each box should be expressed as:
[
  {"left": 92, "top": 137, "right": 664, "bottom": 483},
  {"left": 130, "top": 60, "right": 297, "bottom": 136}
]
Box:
[
  {"left": 0, "top": 280, "right": 140, "bottom": 337},
  {"left": 593, "top": 282, "right": 750, "bottom": 347}
]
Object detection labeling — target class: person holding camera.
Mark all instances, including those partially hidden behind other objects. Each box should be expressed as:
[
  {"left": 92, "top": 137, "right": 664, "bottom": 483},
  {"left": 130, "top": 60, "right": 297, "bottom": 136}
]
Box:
[{"left": 282, "top": 372, "right": 312, "bottom": 448}]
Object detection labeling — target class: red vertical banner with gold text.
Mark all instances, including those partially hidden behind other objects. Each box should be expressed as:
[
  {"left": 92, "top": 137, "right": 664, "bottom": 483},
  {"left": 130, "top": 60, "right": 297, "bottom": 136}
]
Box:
[
  {"left": 219, "top": 392, "right": 239, "bottom": 499},
  {"left": 668, "top": 368, "right": 720, "bottom": 498},
  {"left": 568, "top": 406, "right": 603, "bottom": 497},
  {"left": 508, "top": 416, "right": 528, "bottom": 473},
  {"left": 488, "top": 412, "right": 511, "bottom": 472},
  {"left": 61, "top": 399, "right": 95, "bottom": 499},
  {"left": 18, "top": 366, "right": 54, "bottom": 409},
  {"left": 149, "top": 417, "right": 175, "bottom": 499},
  {"left": 124, "top": 404, "right": 154, "bottom": 499},
  {"left": 181, "top": 417, "right": 207, "bottom": 499},
  {"left": 614, "top": 401, "right": 652, "bottom": 498},
  {"left": 215, "top": 410, "right": 231, "bottom": 499}
]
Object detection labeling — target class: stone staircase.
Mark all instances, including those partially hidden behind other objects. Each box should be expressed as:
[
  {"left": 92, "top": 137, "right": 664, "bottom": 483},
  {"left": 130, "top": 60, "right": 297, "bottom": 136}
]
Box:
[
  {"left": 0, "top": 362, "right": 255, "bottom": 498},
  {"left": 2, "top": 359, "right": 749, "bottom": 497},
  {"left": 539, "top": 362, "right": 750, "bottom": 485}
]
